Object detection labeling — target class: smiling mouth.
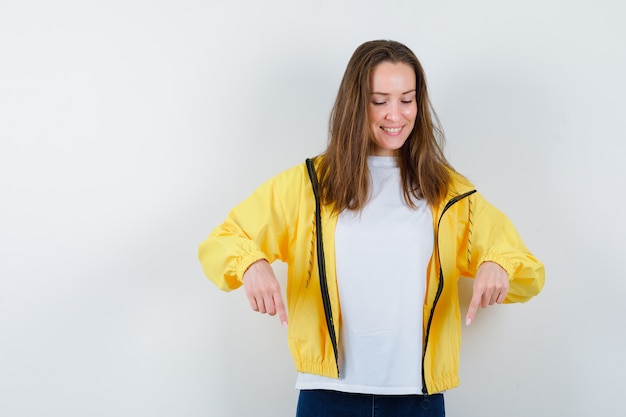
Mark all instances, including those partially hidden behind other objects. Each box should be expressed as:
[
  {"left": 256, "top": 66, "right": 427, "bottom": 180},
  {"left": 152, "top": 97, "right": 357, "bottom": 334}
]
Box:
[{"left": 382, "top": 126, "right": 402, "bottom": 133}]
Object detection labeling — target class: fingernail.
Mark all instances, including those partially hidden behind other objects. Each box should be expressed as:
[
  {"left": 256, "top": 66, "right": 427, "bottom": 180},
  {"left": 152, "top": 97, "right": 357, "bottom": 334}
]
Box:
[
  {"left": 466, "top": 317, "right": 471, "bottom": 326},
  {"left": 282, "top": 321, "right": 288, "bottom": 328}
]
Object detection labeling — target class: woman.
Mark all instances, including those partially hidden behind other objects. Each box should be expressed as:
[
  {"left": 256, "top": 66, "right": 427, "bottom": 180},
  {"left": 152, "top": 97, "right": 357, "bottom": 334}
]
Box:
[{"left": 198, "top": 40, "right": 544, "bottom": 417}]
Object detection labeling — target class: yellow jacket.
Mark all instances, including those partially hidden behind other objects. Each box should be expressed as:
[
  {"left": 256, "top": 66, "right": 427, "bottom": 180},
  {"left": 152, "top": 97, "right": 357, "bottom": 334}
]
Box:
[{"left": 198, "top": 161, "right": 545, "bottom": 394}]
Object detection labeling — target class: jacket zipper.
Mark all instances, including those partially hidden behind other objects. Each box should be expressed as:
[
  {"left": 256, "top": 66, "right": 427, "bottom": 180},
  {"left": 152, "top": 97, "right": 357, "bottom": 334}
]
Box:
[
  {"left": 421, "top": 189, "right": 476, "bottom": 395},
  {"left": 306, "top": 159, "right": 340, "bottom": 376}
]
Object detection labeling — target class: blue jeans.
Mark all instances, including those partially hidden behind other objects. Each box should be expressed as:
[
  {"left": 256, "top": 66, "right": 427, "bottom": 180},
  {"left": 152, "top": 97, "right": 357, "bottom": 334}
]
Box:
[{"left": 296, "top": 390, "right": 445, "bottom": 417}]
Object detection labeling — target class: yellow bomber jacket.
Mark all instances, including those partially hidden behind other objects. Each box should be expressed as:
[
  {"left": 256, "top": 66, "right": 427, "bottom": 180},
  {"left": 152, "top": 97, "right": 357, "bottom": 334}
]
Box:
[{"left": 198, "top": 160, "right": 545, "bottom": 394}]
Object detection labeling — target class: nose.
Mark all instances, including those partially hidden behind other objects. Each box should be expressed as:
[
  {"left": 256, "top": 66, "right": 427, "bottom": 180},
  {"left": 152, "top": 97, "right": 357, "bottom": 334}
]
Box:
[{"left": 385, "top": 102, "right": 401, "bottom": 122}]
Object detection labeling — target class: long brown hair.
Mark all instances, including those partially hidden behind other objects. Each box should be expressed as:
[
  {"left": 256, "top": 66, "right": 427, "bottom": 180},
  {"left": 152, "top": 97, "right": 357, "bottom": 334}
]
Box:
[{"left": 318, "top": 40, "right": 454, "bottom": 212}]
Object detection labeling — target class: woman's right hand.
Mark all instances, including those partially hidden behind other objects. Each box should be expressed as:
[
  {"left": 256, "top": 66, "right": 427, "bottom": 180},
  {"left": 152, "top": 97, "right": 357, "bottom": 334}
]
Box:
[{"left": 243, "top": 260, "right": 288, "bottom": 327}]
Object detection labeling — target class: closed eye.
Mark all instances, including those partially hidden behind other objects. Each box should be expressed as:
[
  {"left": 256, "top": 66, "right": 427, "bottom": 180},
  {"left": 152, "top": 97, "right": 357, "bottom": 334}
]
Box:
[{"left": 371, "top": 98, "right": 414, "bottom": 106}]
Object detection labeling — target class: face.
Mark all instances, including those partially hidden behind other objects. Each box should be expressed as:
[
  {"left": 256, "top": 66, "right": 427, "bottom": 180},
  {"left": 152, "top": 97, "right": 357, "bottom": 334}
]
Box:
[{"left": 367, "top": 61, "right": 417, "bottom": 156}]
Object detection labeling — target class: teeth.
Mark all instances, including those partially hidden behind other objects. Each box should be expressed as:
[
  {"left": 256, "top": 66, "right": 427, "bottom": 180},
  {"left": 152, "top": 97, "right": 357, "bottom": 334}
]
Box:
[{"left": 383, "top": 127, "right": 402, "bottom": 133}]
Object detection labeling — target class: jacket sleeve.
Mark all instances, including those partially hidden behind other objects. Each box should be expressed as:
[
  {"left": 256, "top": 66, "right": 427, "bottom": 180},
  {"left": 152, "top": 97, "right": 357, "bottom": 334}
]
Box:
[
  {"left": 197, "top": 172, "right": 292, "bottom": 292},
  {"left": 458, "top": 192, "right": 545, "bottom": 303}
]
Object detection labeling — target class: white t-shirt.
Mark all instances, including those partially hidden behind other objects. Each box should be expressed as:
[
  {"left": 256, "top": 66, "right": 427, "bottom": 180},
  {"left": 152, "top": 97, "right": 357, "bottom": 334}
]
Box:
[{"left": 296, "top": 156, "right": 433, "bottom": 395}]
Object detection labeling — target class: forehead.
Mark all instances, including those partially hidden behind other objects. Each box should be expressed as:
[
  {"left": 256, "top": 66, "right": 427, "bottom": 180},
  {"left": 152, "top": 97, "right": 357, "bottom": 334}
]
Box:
[{"left": 370, "top": 61, "right": 416, "bottom": 92}]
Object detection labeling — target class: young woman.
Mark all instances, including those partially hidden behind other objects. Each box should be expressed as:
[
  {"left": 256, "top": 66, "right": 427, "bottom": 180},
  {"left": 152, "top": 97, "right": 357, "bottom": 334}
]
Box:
[{"left": 198, "top": 40, "right": 544, "bottom": 417}]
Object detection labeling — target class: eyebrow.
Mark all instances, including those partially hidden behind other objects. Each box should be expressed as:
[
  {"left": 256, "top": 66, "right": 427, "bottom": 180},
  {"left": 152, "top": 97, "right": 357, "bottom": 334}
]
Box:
[{"left": 370, "top": 89, "right": 416, "bottom": 96}]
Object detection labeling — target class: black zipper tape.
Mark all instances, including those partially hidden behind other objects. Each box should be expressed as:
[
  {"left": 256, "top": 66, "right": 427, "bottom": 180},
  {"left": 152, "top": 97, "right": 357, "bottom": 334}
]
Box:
[
  {"left": 421, "top": 189, "right": 476, "bottom": 395},
  {"left": 305, "top": 158, "right": 340, "bottom": 376}
]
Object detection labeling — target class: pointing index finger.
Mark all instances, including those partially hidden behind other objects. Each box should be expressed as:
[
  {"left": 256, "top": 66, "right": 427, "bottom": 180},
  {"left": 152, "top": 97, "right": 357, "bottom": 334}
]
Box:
[
  {"left": 466, "top": 291, "right": 481, "bottom": 326},
  {"left": 273, "top": 292, "right": 288, "bottom": 328}
]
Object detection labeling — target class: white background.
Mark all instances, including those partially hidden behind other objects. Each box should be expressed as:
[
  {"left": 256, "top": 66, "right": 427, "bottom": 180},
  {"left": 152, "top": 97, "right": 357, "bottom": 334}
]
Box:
[{"left": 1, "top": 0, "right": 625, "bottom": 416}]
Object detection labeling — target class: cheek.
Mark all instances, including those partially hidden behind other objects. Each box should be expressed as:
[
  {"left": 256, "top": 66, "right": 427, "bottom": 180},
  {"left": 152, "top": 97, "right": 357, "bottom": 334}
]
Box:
[
  {"left": 403, "top": 105, "right": 417, "bottom": 119},
  {"left": 403, "top": 110, "right": 417, "bottom": 127},
  {"left": 368, "top": 107, "right": 381, "bottom": 123}
]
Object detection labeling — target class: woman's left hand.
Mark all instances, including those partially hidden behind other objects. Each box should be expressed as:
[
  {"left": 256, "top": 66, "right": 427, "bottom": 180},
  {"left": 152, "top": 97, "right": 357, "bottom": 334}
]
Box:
[{"left": 465, "top": 261, "right": 509, "bottom": 326}]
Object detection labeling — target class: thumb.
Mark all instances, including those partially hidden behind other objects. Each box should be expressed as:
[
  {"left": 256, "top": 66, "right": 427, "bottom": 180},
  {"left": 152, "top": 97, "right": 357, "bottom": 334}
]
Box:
[{"left": 273, "top": 292, "right": 288, "bottom": 328}]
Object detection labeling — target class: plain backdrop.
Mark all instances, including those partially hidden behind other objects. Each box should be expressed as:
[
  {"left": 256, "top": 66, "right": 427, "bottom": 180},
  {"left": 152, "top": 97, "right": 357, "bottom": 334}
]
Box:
[{"left": 1, "top": 0, "right": 625, "bottom": 416}]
